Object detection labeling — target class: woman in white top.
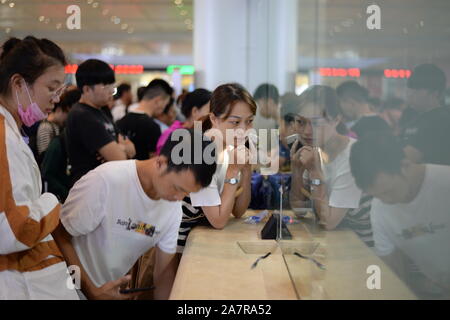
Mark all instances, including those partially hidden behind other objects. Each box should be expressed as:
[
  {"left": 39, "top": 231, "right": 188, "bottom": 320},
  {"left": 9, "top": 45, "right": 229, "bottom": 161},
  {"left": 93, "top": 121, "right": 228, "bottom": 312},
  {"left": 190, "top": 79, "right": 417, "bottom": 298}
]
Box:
[
  {"left": 289, "top": 85, "right": 368, "bottom": 236},
  {"left": 0, "top": 36, "right": 78, "bottom": 299},
  {"left": 177, "top": 83, "right": 257, "bottom": 252}
]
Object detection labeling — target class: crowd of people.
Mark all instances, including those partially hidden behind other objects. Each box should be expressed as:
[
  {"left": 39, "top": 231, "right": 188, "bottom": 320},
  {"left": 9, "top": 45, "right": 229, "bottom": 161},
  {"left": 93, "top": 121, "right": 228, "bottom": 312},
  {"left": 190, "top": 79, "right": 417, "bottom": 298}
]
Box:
[{"left": 1, "top": 36, "right": 449, "bottom": 300}]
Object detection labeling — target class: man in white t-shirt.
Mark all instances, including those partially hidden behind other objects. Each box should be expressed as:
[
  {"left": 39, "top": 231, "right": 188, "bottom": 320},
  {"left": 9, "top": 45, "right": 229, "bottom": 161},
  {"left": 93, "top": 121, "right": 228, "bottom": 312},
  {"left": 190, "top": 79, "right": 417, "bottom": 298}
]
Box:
[
  {"left": 52, "top": 130, "right": 216, "bottom": 300},
  {"left": 350, "top": 133, "right": 450, "bottom": 299}
]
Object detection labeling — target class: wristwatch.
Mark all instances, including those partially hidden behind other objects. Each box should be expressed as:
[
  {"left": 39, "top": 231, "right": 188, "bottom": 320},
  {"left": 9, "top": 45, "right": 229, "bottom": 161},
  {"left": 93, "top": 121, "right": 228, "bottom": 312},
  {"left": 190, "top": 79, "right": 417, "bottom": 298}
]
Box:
[
  {"left": 225, "top": 176, "right": 240, "bottom": 185},
  {"left": 310, "top": 178, "right": 322, "bottom": 192}
]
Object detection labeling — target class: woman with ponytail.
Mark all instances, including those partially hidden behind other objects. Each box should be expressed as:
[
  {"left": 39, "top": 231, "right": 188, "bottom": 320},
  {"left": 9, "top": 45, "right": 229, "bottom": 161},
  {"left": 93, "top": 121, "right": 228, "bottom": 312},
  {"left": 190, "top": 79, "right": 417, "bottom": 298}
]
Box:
[{"left": 0, "top": 36, "right": 78, "bottom": 299}]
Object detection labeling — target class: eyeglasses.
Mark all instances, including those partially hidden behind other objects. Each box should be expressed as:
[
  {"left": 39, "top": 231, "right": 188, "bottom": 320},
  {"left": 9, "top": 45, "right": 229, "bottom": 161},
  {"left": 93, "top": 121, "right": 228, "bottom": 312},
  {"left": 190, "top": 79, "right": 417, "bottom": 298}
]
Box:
[
  {"left": 98, "top": 84, "right": 117, "bottom": 95},
  {"left": 51, "top": 84, "right": 68, "bottom": 101}
]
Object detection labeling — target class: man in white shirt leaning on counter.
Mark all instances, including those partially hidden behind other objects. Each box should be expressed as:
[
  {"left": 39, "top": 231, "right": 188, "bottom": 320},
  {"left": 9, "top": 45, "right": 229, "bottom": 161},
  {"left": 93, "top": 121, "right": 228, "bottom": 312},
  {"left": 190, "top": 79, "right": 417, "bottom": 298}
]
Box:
[
  {"left": 52, "top": 130, "right": 216, "bottom": 300},
  {"left": 349, "top": 133, "right": 450, "bottom": 299}
]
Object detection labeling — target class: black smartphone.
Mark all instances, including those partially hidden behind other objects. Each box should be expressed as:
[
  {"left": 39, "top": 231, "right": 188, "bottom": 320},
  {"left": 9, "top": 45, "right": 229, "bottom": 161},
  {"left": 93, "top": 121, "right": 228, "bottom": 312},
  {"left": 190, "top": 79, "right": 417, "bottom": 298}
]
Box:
[{"left": 119, "top": 286, "right": 155, "bottom": 294}]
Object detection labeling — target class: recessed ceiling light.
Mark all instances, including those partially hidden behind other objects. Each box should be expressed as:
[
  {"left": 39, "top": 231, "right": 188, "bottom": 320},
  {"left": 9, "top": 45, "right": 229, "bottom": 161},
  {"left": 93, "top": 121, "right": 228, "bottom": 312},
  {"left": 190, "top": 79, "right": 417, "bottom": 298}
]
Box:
[
  {"left": 9, "top": 2, "right": 14, "bottom": 8},
  {"left": 114, "top": 17, "right": 121, "bottom": 24},
  {"left": 39, "top": 16, "right": 45, "bottom": 22},
  {"left": 92, "top": 2, "right": 99, "bottom": 8},
  {"left": 1, "top": 0, "right": 7, "bottom": 4}
]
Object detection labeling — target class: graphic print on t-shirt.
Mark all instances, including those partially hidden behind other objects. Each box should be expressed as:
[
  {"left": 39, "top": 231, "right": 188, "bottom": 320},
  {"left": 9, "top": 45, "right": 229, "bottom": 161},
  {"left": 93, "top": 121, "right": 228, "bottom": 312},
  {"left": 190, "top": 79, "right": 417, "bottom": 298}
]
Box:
[
  {"left": 116, "top": 217, "right": 159, "bottom": 237},
  {"left": 397, "top": 222, "right": 446, "bottom": 240}
]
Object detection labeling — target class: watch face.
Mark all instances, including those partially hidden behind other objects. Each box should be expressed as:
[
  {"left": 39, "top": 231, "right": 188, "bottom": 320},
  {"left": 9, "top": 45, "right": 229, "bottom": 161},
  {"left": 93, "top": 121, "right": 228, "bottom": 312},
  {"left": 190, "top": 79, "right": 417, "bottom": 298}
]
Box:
[{"left": 230, "top": 178, "right": 237, "bottom": 184}]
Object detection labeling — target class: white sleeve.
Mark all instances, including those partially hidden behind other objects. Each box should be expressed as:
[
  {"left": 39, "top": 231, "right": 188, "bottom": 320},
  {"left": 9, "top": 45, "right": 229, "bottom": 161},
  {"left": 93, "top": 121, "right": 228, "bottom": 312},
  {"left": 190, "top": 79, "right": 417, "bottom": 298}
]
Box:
[
  {"left": 60, "top": 170, "right": 107, "bottom": 237},
  {"left": 328, "top": 164, "right": 362, "bottom": 209},
  {"left": 370, "top": 200, "right": 395, "bottom": 257},
  {"left": 189, "top": 174, "right": 221, "bottom": 207},
  {"left": 157, "top": 202, "right": 182, "bottom": 254}
]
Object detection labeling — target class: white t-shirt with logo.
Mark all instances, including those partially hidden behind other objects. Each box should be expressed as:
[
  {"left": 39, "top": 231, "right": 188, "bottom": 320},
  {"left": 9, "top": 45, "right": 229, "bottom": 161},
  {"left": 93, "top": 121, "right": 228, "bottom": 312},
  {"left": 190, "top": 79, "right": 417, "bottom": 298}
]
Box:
[
  {"left": 370, "top": 164, "right": 450, "bottom": 289},
  {"left": 61, "top": 160, "right": 182, "bottom": 287}
]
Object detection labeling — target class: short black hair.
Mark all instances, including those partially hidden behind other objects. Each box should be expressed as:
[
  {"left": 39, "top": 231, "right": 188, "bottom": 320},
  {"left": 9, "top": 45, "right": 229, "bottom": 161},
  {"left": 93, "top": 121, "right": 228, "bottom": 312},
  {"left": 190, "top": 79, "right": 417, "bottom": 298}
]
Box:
[
  {"left": 137, "top": 86, "right": 147, "bottom": 102},
  {"left": 350, "top": 133, "right": 405, "bottom": 191},
  {"left": 75, "top": 59, "right": 115, "bottom": 91},
  {"left": 148, "top": 78, "right": 173, "bottom": 96},
  {"left": 115, "top": 83, "right": 131, "bottom": 99},
  {"left": 54, "top": 88, "right": 81, "bottom": 112},
  {"left": 181, "top": 88, "right": 212, "bottom": 118},
  {"left": 253, "top": 83, "right": 280, "bottom": 103},
  {"left": 407, "top": 63, "right": 447, "bottom": 95},
  {"left": 336, "top": 80, "right": 369, "bottom": 103},
  {"left": 142, "top": 82, "right": 169, "bottom": 101},
  {"left": 159, "top": 128, "right": 217, "bottom": 188}
]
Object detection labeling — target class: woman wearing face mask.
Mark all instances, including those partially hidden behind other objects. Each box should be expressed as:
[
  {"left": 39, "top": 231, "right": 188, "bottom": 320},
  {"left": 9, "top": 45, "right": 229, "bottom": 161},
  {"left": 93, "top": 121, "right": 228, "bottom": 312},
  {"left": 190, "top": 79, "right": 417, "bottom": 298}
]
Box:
[
  {"left": 0, "top": 37, "right": 79, "bottom": 299},
  {"left": 289, "top": 85, "right": 369, "bottom": 235}
]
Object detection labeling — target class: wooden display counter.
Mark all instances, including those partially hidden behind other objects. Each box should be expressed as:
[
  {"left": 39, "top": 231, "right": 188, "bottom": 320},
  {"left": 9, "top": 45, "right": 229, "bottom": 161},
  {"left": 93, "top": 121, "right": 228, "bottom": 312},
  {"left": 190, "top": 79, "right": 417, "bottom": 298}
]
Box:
[{"left": 169, "top": 211, "right": 416, "bottom": 300}]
